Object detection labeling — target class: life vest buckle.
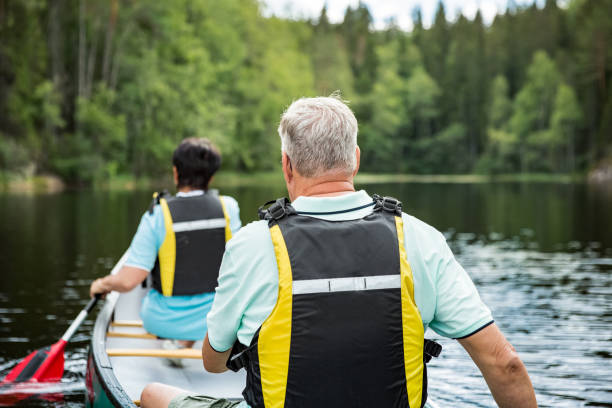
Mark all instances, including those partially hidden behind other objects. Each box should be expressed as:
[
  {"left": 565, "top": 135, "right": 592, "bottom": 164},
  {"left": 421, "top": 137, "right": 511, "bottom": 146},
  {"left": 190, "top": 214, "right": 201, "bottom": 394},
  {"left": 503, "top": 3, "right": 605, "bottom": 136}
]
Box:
[
  {"left": 269, "top": 202, "right": 288, "bottom": 220},
  {"left": 258, "top": 198, "right": 296, "bottom": 221},
  {"left": 149, "top": 190, "right": 169, "bottom": 214},
  {"left": 373, "top": 194, "right": 402, "bottom": 215},
  {"left": 226, "top": 341, "right": 254, "bottom": 372},
  {"left": 423, "top": 339, "right": 442, "bottom": 363}
]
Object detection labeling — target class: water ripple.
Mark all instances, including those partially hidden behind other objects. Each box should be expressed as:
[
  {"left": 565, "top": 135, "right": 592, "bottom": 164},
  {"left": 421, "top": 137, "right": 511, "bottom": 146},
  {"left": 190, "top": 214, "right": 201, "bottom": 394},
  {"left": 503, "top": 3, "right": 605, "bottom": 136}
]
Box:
[{"left": 427, "top": 236, "right": 612, "bottom": 407}]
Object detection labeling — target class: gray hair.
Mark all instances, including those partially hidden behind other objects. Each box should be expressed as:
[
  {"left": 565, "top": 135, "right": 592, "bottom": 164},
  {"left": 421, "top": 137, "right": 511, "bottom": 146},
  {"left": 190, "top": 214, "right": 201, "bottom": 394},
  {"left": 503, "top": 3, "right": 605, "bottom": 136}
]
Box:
[{"left": 278, "top": 95, "right": 358, "bottom": 177}]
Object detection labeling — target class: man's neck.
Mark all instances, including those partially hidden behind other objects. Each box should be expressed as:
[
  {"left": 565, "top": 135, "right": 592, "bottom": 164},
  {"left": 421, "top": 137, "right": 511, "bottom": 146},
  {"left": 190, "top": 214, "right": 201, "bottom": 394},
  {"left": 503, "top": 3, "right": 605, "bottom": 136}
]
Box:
[
  {"left": 290, "top": 175, "right": 355, "bottom": 201},
  {"left": 301, "top": 180, "right": 355, "bottom": 197}
]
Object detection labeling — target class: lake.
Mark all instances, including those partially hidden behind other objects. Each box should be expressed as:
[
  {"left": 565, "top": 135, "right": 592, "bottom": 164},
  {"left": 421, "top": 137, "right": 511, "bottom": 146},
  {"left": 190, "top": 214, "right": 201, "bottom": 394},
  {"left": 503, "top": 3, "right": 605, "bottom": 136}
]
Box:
[{"left": 1, "top": 181, "right": 611, "bottom": 407}]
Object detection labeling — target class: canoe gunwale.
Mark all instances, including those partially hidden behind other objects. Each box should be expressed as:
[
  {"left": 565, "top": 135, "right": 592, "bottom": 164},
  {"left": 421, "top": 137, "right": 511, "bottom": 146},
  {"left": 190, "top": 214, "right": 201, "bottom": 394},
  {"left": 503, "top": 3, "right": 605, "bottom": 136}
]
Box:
[
  {"left": 90, "top": 290, "right": 136, "bottom": 407},
  {"left": 88, "top": 250, "right": 136, "bottom": 408}
]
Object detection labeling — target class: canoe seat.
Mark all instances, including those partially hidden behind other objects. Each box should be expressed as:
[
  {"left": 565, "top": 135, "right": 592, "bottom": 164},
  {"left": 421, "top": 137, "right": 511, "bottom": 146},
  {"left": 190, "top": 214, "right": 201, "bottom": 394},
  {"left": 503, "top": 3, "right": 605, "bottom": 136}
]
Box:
[
  {"left": 110, "top": 320, "right": 144, "bottom": 327},
  {"left": 107, "top": 331, "right": 158, "bottom": 339}
]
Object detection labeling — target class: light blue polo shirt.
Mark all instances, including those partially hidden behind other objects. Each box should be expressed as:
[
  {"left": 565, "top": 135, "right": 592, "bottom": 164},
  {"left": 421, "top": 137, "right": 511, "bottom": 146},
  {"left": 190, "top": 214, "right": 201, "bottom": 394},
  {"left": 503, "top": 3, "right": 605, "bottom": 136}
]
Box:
[
  {"left": 124, "top": 190, "right": 241, "bottom": 341},
  {"left": 208, "top": 189, "right": 493, "bottom": 349},
  {"left": 206, "top": 190, "right": 492, "bottom": 408}
]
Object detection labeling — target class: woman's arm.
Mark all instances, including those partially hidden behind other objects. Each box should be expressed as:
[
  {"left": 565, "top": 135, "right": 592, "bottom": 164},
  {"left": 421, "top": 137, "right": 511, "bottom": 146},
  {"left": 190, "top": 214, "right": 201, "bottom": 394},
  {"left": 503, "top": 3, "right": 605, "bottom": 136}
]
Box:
[{"left": 89, "top": 265, "right": 148, "bottom": 297}]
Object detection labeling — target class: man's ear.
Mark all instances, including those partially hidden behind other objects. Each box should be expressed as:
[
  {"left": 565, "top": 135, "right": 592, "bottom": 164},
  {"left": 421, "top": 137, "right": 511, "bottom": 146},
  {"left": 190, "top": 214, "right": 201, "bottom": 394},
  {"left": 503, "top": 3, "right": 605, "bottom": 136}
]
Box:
[
  {"left": 282, "top": 152, "right": 293, "bottom": 183},
  {"left": 352, "top": 146, "right": 361, "bottom": 177}
]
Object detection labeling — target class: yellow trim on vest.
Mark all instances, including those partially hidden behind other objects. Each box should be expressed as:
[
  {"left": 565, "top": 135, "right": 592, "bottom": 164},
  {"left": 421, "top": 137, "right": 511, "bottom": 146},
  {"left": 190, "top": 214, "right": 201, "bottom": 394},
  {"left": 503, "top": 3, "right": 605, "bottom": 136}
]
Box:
[
  {"left": 158, "top": 198, "right": 176, "bottom": 297},
  {"left": 219, "top": 196, "right": 232, "bottom": 242},
  {"left": 395, "top": 216, "right": 424, "bottom": 408},
  {"left": 258, "top": 224, "right": 293, "bottom": 408}
]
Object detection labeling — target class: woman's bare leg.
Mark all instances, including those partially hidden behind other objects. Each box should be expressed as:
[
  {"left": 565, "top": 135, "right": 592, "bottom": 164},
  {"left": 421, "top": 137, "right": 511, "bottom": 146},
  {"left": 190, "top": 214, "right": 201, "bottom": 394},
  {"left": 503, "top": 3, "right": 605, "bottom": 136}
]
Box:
[{"left": 178, "top": 340, "right": 195, "bottom": 348}]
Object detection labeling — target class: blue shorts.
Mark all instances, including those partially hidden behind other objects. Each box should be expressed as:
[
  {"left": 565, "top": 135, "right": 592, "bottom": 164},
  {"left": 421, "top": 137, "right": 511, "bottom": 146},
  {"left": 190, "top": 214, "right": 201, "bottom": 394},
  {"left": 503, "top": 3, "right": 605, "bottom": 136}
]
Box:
[{"left": 140, "top": 289, "right": 215, "bottom": 341}]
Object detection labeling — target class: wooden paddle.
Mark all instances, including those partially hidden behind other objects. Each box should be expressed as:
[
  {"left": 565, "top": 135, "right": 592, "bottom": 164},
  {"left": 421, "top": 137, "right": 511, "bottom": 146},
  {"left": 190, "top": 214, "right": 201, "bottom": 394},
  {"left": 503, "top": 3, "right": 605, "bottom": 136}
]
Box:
[{"left": 1, "top": 296, "right": 100, "bottom": 384}]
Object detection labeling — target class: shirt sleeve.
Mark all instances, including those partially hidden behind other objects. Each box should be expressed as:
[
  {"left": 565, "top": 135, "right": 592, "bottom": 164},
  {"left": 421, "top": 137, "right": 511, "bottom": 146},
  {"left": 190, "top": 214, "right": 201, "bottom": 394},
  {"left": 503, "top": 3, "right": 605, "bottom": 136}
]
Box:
[
  {"left": 205, "top": 248, "right": 243, "bottom": 351},
  {"left": 206, "top": 221, "right": 278, "bottom": 351},
  {"left": 221, "top": 195, "right": 242, "bottom": 234},
  {"left": 124, "top": 207, "right": 164, "bottom": 271},
  {"left": 427, "top": 231, "right": 493, "bottom": 339}
]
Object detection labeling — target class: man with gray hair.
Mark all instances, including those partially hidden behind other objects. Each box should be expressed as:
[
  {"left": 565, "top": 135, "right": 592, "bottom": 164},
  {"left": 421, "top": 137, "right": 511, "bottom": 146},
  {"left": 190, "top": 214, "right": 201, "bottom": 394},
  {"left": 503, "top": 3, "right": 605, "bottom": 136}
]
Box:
[{"left": 141, "top": 96, "right": 537, "bottom": 408}]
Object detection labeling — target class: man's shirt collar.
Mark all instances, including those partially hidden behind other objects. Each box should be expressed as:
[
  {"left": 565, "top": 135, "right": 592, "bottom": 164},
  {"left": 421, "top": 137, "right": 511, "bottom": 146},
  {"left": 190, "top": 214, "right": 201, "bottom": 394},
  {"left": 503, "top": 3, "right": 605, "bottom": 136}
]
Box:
[{"left": 291, "top": 190, "right": 373, "bottom": 215}]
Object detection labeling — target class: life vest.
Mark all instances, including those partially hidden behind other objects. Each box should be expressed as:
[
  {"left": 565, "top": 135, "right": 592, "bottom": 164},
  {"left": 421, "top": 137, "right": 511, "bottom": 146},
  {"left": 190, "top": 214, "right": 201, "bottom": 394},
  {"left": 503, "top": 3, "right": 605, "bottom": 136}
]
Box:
[
  {"left": 150, "top": 191, "right": 232, "bottom": 296},
  {"left": 228, "top": 195, "right": 440, "bottom": 408}
]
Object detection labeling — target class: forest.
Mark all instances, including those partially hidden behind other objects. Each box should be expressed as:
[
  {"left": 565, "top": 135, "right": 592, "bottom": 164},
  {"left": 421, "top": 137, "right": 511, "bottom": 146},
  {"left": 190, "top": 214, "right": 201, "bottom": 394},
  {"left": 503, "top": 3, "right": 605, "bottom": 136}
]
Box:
[{"left": 0, "top": 0, "right": 611, "bottom": 184}]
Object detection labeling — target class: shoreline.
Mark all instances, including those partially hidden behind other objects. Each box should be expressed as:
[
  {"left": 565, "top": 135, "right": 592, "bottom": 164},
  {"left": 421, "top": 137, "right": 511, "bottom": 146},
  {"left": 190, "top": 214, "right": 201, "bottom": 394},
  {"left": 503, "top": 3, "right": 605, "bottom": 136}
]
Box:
[{"left": 0, "top": 171, "right": 592, "bottom": 194}]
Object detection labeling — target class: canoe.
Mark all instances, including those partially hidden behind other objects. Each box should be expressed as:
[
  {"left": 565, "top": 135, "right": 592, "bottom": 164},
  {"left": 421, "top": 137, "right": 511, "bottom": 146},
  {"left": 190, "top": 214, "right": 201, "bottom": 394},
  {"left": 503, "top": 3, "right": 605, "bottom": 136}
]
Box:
[{"left": 85, "top": 252, "right": 245, "bottom": 407}]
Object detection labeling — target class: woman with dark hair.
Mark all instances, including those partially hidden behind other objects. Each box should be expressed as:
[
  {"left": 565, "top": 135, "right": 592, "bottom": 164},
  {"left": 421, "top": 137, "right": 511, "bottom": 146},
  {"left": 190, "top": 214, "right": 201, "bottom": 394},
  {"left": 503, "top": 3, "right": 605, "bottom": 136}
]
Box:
[{"left": 90, "top": 138, "right": 241, "bottom": 364}]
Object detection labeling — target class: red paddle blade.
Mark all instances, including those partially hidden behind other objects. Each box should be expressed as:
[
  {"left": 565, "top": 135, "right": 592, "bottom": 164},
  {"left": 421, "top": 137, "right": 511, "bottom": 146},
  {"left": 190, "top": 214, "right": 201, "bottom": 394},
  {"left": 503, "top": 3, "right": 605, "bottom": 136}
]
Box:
[{"left": 1, "top": 340, "right": 67, "bottom": 384}]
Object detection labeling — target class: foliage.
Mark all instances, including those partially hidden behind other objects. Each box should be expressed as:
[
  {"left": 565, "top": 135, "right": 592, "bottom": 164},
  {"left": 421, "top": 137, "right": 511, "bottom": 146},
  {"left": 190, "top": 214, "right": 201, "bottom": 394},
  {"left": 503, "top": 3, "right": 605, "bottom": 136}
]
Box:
[{"left": 0, "top": 0, "right": 610, "bottom": 184}]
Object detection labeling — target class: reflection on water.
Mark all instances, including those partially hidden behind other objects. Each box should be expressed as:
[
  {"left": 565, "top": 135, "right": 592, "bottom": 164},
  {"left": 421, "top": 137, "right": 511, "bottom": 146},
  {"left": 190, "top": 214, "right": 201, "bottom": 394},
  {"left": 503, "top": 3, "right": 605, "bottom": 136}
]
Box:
[{"left": 0, "top": 182, "right": 611, "bottom": 407}]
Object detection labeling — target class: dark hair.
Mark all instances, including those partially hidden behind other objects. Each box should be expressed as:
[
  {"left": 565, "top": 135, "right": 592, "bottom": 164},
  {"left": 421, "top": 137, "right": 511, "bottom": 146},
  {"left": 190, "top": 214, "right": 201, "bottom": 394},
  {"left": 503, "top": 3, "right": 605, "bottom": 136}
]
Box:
[{"left": 172, "top": 138, "right": 221, "bottom": 190}]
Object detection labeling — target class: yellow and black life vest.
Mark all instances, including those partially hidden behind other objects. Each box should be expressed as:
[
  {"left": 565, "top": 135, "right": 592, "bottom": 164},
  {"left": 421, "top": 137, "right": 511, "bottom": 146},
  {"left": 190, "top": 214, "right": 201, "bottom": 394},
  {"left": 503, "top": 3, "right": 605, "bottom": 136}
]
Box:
[
  {"left": 150, "top": 191, "right": 232, "bottom": 296},
  {"left": 228, "top": 196, "right": 440, "bottom": 408}
]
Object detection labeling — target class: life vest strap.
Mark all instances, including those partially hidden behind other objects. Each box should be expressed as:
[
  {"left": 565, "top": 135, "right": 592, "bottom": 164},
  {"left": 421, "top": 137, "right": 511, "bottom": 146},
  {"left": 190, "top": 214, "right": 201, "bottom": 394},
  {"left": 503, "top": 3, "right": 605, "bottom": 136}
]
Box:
[
  {"left": 149, "top": 190, "right": 169, "bottom": 215},
  {"left": 423, "top": 339, "right": 442, "bottom": 363},
  {"left": 226, "top": 340, "right": 252, "bottom": 372},
  {"left": 226, "top": 338, "right": 441, "bottom": 372}
]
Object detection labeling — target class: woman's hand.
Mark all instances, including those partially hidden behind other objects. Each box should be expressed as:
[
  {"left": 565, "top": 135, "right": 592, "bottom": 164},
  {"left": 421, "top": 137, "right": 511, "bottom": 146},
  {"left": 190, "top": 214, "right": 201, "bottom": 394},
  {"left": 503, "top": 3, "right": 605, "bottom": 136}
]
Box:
[
  {"left": 89, "top": 266, "right": 149, "bottom": 298},
  {"left": 90, "top": 277, "right": 111, "bottom": 299}
]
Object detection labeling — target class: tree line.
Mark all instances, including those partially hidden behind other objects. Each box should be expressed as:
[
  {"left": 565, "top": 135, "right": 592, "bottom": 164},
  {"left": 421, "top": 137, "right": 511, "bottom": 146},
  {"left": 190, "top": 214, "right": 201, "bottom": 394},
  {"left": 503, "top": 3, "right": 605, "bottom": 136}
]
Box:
[{"left": 0, "top": 0, "right": 610, "bottom": 184}]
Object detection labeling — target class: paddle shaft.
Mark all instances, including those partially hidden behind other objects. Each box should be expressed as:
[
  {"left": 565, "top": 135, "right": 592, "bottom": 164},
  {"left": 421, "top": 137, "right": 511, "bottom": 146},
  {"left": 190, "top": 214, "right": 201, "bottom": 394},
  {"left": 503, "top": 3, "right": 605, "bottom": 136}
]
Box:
[{"left": 61, "top": 296, "right": 99, "bottom": 342}]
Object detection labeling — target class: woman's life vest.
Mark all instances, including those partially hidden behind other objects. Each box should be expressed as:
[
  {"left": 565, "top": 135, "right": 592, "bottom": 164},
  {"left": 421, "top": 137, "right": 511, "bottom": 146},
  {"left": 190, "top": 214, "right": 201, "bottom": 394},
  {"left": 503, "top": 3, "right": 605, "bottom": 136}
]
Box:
[
  {"left": 227, "top": 195, "right": 441, "bottom": 408},
  {"left": 150, "top": 191, "right": 232, "bottom": 297}
]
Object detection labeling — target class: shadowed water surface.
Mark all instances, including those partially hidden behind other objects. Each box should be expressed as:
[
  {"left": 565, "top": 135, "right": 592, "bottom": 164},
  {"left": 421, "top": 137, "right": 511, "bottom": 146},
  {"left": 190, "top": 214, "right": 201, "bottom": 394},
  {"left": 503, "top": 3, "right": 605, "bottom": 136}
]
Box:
[{"left": 0, "top": 181, "right": 611, "bottom": 407}]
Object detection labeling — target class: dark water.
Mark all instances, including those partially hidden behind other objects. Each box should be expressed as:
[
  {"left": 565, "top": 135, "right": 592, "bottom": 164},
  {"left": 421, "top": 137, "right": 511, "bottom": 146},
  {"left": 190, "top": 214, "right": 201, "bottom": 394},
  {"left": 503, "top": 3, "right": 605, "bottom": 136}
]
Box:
[{"left": 1, "top": 181, "right": 611, "bottom": 407}]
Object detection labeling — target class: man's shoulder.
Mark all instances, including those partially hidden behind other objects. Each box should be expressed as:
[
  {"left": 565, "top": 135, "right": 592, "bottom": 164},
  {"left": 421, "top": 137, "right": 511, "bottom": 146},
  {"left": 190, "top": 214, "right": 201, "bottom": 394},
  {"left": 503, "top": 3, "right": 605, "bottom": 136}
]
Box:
[
  {"left": 401, "top": 212, "right": 447, "bottom": 245},
  {"left": 226, "top": 219, "right": 270, "bottom": 249}
]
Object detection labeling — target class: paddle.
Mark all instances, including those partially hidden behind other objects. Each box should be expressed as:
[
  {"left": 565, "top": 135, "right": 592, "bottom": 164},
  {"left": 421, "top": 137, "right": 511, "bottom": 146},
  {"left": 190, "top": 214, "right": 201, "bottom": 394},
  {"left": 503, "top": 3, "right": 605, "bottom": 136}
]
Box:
[{"left": 1, "top": 295, "right": 100, "bottom": 384}]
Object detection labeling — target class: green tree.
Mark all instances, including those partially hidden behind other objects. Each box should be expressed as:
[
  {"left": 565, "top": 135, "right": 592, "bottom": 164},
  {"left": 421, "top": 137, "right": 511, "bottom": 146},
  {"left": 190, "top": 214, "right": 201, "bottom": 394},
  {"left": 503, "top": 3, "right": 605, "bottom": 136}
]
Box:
[
  {"left": 0, "top": 1, "right": 57, "bottom": 172},
  {"left": 445, "top": 12, "right": 488, "bottom": 165},
  {"left": 571, "top": 0, "right": 612, "bottom": 163},
  {"left": 489, "top": 75, "right": 513, "bottom": 130},
  {"left": 361, "top": 38, "right": 440, "bottom": 173},
  {"left": 405, "top": 67, "right": 440, "bottom": 144},
  {"left": 511, "top": 51, "right": 562, "bottom": 171},
  {"left": 341, "top": 3, "right": 377, "bottom": 93},
  {"left": 360, "top": 39, "right": 409, "bottom": 171},
  {"left": 476, "top": 75, "right": 519, "bottom": 174},
  {"left": 311, "top": 7, "right": 354, "bottom": 96},
  {"left": 551, "top": 83, "right": 582, "bottom": 171},
  {"left": 421, "top": 2, "right": 449, "bottom": 88}
]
